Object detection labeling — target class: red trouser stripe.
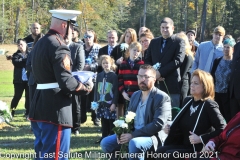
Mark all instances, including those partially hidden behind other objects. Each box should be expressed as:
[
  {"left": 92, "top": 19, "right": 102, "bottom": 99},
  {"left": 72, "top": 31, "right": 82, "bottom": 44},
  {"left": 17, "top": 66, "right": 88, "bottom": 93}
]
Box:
[{"left": 55, "top": 125, "right": 62, "bottom": 160}]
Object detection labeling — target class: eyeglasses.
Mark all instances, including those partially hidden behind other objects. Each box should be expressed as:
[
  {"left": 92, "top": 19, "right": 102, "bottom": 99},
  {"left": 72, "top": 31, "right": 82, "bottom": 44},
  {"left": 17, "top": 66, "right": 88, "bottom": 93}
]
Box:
[
  {"left": 137, "top": 75, "right": 155, "bottom": 80},
  {"left": 84, "top": 35, "right": 92, "bottom": 39}
]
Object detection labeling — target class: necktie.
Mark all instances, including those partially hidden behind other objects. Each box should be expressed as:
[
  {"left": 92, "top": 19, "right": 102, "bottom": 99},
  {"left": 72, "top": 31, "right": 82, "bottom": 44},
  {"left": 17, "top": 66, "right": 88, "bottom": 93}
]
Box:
[
  {"left": 108, "top": 46, "right": 113, "bottom": 55},
  {"left": 161, "top": 39, "right": 166, "bottom": 53}
]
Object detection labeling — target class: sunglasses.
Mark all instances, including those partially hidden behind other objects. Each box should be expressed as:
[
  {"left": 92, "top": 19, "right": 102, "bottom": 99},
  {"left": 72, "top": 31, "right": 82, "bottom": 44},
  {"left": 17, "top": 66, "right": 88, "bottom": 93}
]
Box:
[{"left": 84, "top": 35, "right": 92, "bottom": 39}]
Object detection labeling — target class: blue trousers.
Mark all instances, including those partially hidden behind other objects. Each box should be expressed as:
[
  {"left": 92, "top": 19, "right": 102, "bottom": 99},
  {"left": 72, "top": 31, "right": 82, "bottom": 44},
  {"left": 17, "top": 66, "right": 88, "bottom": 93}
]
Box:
[
  {"left": 100, "top": 134, "right": 154, "bottom": 160},
  {"left": 31, "top": 121, "right": 71, "bottom": 160}
]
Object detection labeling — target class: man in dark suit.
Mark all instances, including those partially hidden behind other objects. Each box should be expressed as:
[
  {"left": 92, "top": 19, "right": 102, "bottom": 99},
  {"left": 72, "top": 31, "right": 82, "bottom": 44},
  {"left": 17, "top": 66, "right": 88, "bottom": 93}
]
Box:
[
  {"left": 229, "top": 41, "right": 240, "bottom": 118},
  {"left": 100, "top": 64, "right": 171, "bottom": 159},
  {"left": 97, "top": 30, "right": 118, "bottom": 72},
  {"left": 145, "top": 17, "right": 185, "bottom": 108}
]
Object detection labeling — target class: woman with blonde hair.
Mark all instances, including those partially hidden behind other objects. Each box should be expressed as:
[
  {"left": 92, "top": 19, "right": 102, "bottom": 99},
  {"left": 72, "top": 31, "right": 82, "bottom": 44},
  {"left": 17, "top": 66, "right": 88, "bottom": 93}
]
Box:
[
  {"left": 110, "top": 28, "right": 137, "bottom": 66},
  {"left": 176, "top": 32, "right": 194, "bottom": 107},
  {"left": 157, "top": 69, "right": 226, "bottom": 160}
]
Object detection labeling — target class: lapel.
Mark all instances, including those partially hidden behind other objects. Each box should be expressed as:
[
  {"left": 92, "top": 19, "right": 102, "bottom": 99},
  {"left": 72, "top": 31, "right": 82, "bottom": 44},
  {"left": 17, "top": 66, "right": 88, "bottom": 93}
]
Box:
[
  {"left": 155, "top": 37, "right": 163, "bottom": 62},
  {"left": 158, "top": 36, "right": 174, "bottom": 61},
  {"left": 130, "top": 91, "right": 142, "bottom": 112},
  {"left": 144, "top": 87, "right": 156, "bottom": 123}
]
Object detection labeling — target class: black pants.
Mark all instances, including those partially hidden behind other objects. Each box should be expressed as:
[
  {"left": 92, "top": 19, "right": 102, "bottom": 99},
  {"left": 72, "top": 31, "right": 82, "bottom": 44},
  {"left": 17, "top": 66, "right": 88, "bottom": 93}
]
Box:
[
  {"left": 11, "top": 82, "right": 29, "bottom": 114},
  {"left": 101, "top": 118, "right": 115, "bottom": 138},
  {"left": 230, "top": 97, "right": 240, "bottom": 119},
  {"left": 180, "top": 79, "right": 190, "bottom": 108},
  {"left": 72, "top": 94, "right": 81, "bottom": 132},
  {"left": 215, "top": 92, "right": 231, "bottom": 122},
  {"left": 81, "top": 85, "right": 97, "bottom": 123},
  {"left": 156, "top": 145, "right": 193, "bottom": 160}
]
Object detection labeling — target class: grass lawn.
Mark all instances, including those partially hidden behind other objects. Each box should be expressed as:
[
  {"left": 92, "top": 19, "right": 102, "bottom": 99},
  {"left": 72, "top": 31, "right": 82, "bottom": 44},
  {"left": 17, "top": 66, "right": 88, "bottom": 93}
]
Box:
[{"left": 0, "top": 55, "right": 105, "bottom": 160}]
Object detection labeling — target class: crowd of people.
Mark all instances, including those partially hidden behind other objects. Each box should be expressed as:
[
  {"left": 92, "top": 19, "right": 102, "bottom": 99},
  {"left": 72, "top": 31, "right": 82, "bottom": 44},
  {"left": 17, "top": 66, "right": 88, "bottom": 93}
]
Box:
[{"left": 5, "top": 9, "right": 240, "bottom": 160}]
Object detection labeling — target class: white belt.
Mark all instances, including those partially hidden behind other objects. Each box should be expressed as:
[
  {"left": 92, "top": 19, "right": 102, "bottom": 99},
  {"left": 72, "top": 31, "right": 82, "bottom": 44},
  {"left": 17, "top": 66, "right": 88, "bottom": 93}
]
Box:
[{"left": 37, "top": 83, "right": 59, "bottom": 89}]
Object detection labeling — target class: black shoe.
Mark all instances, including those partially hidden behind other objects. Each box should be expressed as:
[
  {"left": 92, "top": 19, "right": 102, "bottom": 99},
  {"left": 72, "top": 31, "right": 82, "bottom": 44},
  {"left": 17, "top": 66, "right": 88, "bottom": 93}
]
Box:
[
  {"left": 72, "top": 130, "right": 80, "bottom": 135},
  {"left": 95, "top": 138, "right": 102, "bottom": 144},
  {"left": 11, "top": 110, "right": 15, "bottom": 117}
]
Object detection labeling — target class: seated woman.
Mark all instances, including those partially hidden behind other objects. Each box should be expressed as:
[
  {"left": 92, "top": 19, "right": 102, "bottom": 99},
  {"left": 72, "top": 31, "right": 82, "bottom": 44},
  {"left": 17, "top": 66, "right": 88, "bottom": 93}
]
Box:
[
  {"left": 199, "top": 112, "right": 240, "bottom": 160},
  {"left": 156, "top": 69, "right": 226, "bottom": 160}
]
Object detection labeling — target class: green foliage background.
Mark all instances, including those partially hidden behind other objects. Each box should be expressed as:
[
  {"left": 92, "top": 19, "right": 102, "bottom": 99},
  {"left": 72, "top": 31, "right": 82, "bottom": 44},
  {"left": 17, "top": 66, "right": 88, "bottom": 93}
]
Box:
[{"left": 0, "top": 0, "right": 240, "bottom": 43}]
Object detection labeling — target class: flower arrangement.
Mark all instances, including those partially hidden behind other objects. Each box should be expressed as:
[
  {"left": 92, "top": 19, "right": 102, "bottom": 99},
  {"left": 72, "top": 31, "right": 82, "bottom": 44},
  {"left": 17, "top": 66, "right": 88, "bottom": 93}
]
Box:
[
  {"left": 91, "top": 101, "right": 99, "bottom": 110},
  {"left": 112, "top": 111, "right": 136, "bottom": 160},
  {"left": 120, "top": 43, "right": 129, "bottom": 52},
  {"left": 0, "top": 100, "right": 12, "bottom": 124}
]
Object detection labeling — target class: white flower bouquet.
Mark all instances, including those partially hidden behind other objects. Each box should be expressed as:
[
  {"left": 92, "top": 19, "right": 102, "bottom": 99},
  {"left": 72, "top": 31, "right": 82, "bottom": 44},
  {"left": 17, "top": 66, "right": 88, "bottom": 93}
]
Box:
[
  {"left": 0, "top": 100, "right": 12, "bottom": 124},
  {"left": 112, "top": 111, "right": 136, "bottom": 159},
  {"left": 120, "top": 43, "right": 129, "bottom": 52}
]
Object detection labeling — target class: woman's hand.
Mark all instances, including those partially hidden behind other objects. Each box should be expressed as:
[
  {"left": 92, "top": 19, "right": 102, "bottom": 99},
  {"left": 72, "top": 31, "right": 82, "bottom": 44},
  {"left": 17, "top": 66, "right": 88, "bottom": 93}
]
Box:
[
  {"left": 116, "top": 57, "right": 123, "bottom": 65},
  {"left": 163, "top": 124, "right": 170, "bottom": 134},
  {"left": 110, "top": 104, "right": 116, "bottom": 112},
  {"left": 205, "top": 141, "right": 216, "bottom": 151},
  {"left": 122, "top": 91, "right": 130, "bottom": 101},
  {"left": 189, "top": 131, "right": 201, "bottom": 144}
]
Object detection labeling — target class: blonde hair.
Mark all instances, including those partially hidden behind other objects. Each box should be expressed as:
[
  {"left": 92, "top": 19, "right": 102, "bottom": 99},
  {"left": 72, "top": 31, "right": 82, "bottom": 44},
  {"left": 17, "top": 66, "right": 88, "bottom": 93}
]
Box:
[
  {"left": 125, "top": 42, "right": 142, "bottom": 59},
  {"left": 98, "top": 55, "right": 117, "bottom": 72},
  {"left": 119, "top": 28, "right": 137, "bottom": 44},
  {"left": 191, "top": 69, "right": 215, "bottom": 101},
  {"left": 177, "top": 32, "right": 194, "bottom": 59}
]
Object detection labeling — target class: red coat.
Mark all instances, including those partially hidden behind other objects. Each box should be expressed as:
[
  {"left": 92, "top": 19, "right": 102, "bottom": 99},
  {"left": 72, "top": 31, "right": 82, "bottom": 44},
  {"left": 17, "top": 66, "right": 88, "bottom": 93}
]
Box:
[{"left": 210, "top": 112, "right": 240, "bottom": 160}]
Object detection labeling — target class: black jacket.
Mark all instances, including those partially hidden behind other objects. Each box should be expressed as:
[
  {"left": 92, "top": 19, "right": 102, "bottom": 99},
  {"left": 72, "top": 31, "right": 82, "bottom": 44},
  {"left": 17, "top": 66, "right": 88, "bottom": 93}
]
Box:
[
  {"left": 164, "top": 97, "right": 226, "bottom": 152},
  {"left": 12, "top": 51, "right": 29, "bottom": 83},
  {"left": 145, "top": 35, "right": 185, "bottom": 94},
  {"left": 29, "top": 29, "right": 89, "bottom": 127},
  {"left": 229, "top": 42, "right": 240, "bottom": 99}
]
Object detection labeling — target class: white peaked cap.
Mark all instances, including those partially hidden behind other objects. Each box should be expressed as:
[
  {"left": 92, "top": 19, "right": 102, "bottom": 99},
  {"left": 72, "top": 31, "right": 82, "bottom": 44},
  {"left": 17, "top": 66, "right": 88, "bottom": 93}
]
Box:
[{"left": 49, "top": 10, "right": 82, "bottom": 22}]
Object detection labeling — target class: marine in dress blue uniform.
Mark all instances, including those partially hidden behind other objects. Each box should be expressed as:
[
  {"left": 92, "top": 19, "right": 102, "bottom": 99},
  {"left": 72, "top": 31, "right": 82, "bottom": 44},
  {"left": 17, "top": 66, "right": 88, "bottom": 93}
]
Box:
[{"left": 29, "top": 10, "right": 92, "bottom": 160}]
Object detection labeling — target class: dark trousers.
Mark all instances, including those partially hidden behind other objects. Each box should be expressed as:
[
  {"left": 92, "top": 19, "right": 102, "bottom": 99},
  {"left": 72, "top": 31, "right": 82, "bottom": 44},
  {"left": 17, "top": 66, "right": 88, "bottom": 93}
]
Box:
[
  {"left": 180, "top": 79, "right": 189, "bottom": 108},
  {"left": 11, "top": 82, "right": 29, "bottom": 114},
  {"left": 230, "top": 97, "right": 240, "bottom": 119},
  {"left": 101, "top": 118, "right": 114, "bottom": 139},
  {"left": 156, "top": 145, "right": 193, "bottom": 160},
  {"left": 72, "top": 94, "right": 81, "bottom": 132},
  {"left": 81, "top": 86, "right": 97, "bottom": 123},
  {"left": 215, "top": 92, "right": 231, "bottom": 122}
]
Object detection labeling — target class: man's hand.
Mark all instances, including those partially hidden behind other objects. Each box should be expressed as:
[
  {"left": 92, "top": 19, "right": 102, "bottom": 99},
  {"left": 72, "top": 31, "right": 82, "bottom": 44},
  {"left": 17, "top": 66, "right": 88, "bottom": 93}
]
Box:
[
  {"left": 189, "top": 131, "right": 201, "bottom": 144},
  {"left": 84, "top": 77, "right": 94, "bottom": 91},
  {"left": 6, "top": 55, "right": 12, "bottom": 60},
  {"left": 163, "top": 124, "right": 170, "bottom": 134},
  {"left": 119, "top": 133, "right": 133, "bottom": 144},
  {"left": 122, "top": 91, "right": 130, "bottom": 101}
]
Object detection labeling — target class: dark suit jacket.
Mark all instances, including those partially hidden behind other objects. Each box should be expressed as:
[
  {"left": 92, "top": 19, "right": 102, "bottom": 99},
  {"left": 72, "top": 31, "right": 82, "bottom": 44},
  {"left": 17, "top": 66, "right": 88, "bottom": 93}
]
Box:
[
  {"left": 229, "top": 42, "right": 240, "bottom": 99},
  {"left": 98, "top": 45, "right": 108, "bottom": 57},
  {"left": 97, "top": 45, "right": 108, "bottom": 73},
  {"left": 69, "top": 42, "right": 85, "bottom": 71},
  {"left": 145, "top": 35, "right": 185, "bottom": 94},
  {"left": 164, "top": 97, "right": 226, "bottom": 152},
  {"left": 128, "top": 87, "right": 172, "bottom": 151}
]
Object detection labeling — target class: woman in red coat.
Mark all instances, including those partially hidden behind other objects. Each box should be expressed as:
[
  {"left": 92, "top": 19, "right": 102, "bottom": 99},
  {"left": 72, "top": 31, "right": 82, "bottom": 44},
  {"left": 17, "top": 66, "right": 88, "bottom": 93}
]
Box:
[{"left": 202, "top": 112, "right": 240, "bottom": 160}]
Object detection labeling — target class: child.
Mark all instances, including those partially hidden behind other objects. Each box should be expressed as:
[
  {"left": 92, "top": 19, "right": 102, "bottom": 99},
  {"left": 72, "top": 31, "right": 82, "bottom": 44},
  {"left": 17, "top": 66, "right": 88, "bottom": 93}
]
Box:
[
  {"left": 118, "top": 42, "right": 144, "bottom": 116},
  {"left": 94, "top": 55, "right": 118, "bottom": 143}
]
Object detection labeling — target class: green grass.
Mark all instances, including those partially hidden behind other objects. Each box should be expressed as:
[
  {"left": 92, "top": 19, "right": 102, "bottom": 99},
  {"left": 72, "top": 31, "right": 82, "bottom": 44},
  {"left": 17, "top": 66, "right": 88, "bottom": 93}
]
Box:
[{"left": 0, "top": 60, "right": 105, "bottom": 160}]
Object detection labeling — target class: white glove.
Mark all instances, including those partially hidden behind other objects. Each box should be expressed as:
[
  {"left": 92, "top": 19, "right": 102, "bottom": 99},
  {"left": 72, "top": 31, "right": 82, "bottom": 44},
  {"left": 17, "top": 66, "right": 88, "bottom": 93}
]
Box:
[{"left": 205, "top": 141, "right": 215, "bottom": 151}]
